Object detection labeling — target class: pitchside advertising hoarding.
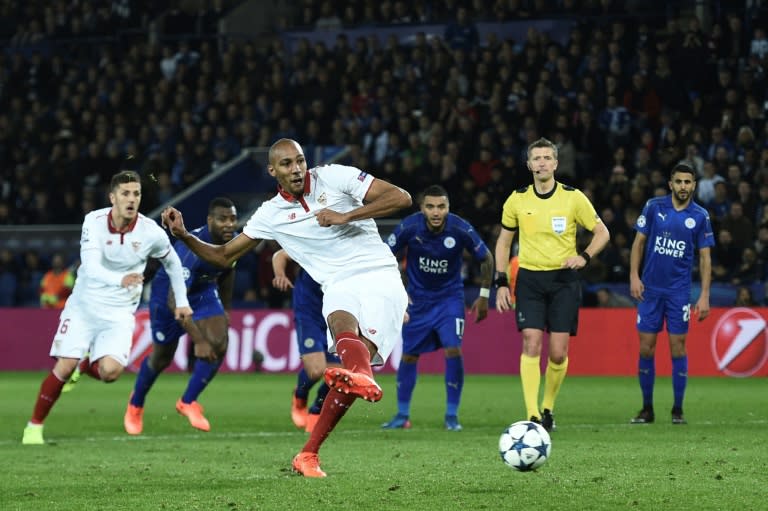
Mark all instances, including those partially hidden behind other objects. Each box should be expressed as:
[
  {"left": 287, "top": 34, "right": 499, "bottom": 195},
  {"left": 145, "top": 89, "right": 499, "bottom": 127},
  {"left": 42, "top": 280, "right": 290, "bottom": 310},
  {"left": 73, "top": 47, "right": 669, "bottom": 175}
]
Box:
[{"left": 1, "top": 308, "right": 767, "bottom": 377}]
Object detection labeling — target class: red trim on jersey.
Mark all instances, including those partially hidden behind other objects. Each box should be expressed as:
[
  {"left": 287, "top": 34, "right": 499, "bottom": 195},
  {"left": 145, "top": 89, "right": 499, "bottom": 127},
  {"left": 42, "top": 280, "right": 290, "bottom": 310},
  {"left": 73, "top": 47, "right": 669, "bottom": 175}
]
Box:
[
  {"left": 107, "top": 210, "right": 139, "bottom": 244},
  {"left": 276, "top": 170, "right": 311, "bottom": 212}
]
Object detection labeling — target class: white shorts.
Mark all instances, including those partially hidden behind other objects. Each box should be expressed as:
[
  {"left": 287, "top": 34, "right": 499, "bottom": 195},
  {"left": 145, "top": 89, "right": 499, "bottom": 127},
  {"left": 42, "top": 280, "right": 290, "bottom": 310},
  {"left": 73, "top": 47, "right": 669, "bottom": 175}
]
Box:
[
  {"left": 322, "top": 267, "right": 408, "bottom": 366},
  {"left": 50, "top": 299, "right": 136, "bottom": 366}
]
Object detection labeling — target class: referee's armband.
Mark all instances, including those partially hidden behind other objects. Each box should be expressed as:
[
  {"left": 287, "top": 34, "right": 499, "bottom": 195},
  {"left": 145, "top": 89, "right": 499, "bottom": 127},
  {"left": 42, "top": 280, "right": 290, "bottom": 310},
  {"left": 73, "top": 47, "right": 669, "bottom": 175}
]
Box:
[
  {"left": 493, "top": 271, "right": 509, "bottom": 288},
  {"left": 580, "top": 251, "right": 591, "bottom": 265}
]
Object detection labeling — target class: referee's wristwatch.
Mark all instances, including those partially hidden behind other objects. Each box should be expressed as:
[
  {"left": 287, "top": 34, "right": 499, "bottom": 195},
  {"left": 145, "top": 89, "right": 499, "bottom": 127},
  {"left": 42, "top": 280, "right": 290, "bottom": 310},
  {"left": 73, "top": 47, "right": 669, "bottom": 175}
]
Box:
[{"left": 493, "top": 271, "right": 509, "bottom": 287}]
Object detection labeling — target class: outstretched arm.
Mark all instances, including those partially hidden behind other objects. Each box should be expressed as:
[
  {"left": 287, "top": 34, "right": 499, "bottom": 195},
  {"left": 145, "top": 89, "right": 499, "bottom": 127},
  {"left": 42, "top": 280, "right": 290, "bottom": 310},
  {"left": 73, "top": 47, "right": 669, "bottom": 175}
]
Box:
[
  {"left": 162, "top": 206, "right": 259, "bottom": 268},
  {"left": 314, "top": 178, "right": 412, "bottom": 226}
]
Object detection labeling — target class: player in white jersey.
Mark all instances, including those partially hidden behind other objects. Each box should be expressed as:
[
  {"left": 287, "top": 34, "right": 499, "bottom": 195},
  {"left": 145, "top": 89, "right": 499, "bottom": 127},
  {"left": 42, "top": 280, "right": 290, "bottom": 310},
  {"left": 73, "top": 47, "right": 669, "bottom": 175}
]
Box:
[
  {"left": 22, "top": 171, "right": 192, "bottom": 445},
  {"left": 161, "top": 138, "right": 411, "bottom": 477}
]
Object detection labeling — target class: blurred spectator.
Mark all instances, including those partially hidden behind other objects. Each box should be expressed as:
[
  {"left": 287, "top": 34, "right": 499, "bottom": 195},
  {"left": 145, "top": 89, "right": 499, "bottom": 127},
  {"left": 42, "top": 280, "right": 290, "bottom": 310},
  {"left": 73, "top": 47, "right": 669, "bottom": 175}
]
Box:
[
  {"left": 697, "top": 161, "right": 726, "bottom": 204},
  {"left": 315, "top": 1, "right": 342, "bottom": 31},
  {"left": 734, "top": 285, "right": 756, "bottom": 306},
  {"left": 39, "top": 252, "right": 75, "bottom": 309},
  {"left": 468, "top": 147, "right": 499, "bottom": 188},
  {"left": 707, "top": 181, "right": 732, "bottom": 220},
  {"left": 731, "top": 247, "right": 762, "bottom": 286},
  {"left": 736, "top": 180, "right": 758, "bottom": 222},
  {"left": 719, "top": 201, "right": 755, "bottom": 251},
  {"left": 443, "top": 7, "right": 479, "bottom": 52},
  {"left": 712, "top": 228, "right": 742, "bottom": 282},
  {"left": 750, "top": 27, "right": 768, "bottom": 60},
  {"left": 754, "top": 222, "right": 768, "bottom": 268},
  {"left": 623, "top": 72, "right": 661, "bottom": 134},
  {"left": 0, "top": 248, "right": 19, "bottom": 306},
  {"left": 0, "top": 201, "right": 13, "bottom": 224},
  {"left": 599, "top": 95, "right": 632, "bottom": 151},
  {"left": 17, "top": 250, "right": 46, "bottom": 306}
]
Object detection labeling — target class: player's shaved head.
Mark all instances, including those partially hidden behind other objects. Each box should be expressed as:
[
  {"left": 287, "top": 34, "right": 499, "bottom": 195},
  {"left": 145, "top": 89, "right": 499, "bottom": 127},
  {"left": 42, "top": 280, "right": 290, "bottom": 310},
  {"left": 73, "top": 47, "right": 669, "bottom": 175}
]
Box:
[{"left": 268, "top": 138, "right": 303, "bottom": 165}]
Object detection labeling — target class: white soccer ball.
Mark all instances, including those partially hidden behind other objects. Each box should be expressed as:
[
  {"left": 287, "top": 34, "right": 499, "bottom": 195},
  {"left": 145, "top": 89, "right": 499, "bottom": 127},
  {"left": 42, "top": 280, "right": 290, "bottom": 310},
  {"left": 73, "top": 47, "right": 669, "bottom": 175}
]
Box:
[{"left": 498, "top": 420, "right": 552, "bottom": 471}]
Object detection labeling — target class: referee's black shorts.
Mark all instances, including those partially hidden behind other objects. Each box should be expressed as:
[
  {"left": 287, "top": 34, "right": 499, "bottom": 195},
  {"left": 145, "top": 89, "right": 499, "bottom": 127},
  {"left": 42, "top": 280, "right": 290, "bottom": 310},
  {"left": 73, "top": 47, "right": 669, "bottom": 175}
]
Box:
[{"left": 514, "top": 268, "right": 581, "bottom": 335}]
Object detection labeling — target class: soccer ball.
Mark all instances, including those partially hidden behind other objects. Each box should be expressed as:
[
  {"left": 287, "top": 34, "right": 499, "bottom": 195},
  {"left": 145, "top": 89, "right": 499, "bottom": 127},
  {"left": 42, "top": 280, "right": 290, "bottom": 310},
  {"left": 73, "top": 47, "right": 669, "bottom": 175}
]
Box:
[{"left": 498, "top": 420, "right": 552, "bottom": 471}]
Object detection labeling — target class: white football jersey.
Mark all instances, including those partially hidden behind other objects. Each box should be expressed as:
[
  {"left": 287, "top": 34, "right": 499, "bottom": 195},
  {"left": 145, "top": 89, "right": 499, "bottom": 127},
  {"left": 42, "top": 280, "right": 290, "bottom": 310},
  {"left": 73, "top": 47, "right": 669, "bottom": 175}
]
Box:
[
  {"left": 242, "top": 164, "right": 399, "bottom": 287},
  {"left": 71, "top": 208, "right": 177, "bottom": 310}
]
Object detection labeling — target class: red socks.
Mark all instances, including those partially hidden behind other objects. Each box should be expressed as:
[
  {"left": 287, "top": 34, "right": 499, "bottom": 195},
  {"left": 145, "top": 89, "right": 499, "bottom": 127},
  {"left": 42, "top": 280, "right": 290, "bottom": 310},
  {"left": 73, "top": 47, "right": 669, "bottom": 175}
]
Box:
[
  {"left": 301, "top": 392, "right": 356, "bottom": 454},
  {"left": 335, "top": 332, "right": 372, "bottom": 377},
  {"left": 30, "top": 371, "right": 65, "bottom": 424},
  {"left": 82, "top": 358, "right": 102, "bottom": 380},
  {"left": 301, "top": 331, "right": 373, "bottom": 454}
]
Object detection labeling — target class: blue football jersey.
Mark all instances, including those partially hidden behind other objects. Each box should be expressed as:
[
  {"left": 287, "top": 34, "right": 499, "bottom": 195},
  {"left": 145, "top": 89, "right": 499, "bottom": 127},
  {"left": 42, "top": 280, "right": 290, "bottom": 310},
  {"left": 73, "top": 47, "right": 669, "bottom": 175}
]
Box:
[
  {"left": 634, "top": 195, "right": 715, "bottom": 293},
  {"left": 151, "top": 225, "right": 235, "bottom": 301},
  {"left": 387, "top": 212, "right": 489, "bottom": 302},
  {"left": 292, "top": 268, "right": 324, "bottom": 326}
]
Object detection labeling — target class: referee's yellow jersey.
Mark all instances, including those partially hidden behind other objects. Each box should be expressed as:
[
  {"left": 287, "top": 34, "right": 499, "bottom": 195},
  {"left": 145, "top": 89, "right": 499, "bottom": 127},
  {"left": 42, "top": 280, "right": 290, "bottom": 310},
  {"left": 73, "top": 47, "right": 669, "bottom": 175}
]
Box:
[{"left": 500, "top": 182, "right": 601, "bottom": 271}]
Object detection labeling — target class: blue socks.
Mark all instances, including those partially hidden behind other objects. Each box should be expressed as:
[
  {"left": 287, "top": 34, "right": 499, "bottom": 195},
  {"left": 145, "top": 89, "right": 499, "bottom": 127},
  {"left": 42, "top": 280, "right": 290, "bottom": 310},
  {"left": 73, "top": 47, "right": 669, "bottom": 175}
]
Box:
[
  {"left": 181, "top": 359, "right": 221, "bottom": 404},
  {"left": 395, "top": 356, "right": 465, "bottom": 417},
  {"left": 309, "top": 383, "right": 330, "bottom": 414},
  {"left": 638, "top": 356, "right": 655, "bottom": 408},
  {"left": 295, "top": 368, "right": 313, "bottom": 400},
  {"left": 131, "top": 355, "right": 223, "bottom": 407},
  {"left": 396, "top": 359, "right": 418, "bottom": 417},
  {"left": 672, "top": 355, "right": 688, "bottom": 410},
  {"left": 131, "top": 357, "right": 160, "bottom": 407},
  {"left": 638, "top": 355, "right": 686, "bottom": 410},
  {"left": 445, "top": 356, "right": 464, "bottom": 417}
]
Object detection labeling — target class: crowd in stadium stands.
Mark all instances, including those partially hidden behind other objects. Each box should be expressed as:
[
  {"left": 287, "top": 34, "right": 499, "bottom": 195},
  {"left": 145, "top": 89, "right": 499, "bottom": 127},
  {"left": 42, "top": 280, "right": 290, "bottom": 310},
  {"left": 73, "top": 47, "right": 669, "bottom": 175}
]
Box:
[{"left": 1, "top": 1, "right": 768, "bottom": 308}]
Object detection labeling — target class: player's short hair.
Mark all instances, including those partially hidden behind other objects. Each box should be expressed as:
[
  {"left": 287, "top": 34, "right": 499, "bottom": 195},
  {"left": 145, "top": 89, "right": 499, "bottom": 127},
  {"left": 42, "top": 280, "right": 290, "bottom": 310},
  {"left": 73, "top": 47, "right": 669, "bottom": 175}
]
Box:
[
  {"left": 208, "top": 197, "right": 235, "bottom": 213},
  {"left": 421, "top": 184, "right": 449, "bottom": 203},
  {"left": 110, "top": 170, "right": 141, "bottom": 191},
  {"left": 527, "top": 137, "right": 558, "bottom": 160},
  {"left": 670, "top": 163, "right": 696, "bottom": 180}
]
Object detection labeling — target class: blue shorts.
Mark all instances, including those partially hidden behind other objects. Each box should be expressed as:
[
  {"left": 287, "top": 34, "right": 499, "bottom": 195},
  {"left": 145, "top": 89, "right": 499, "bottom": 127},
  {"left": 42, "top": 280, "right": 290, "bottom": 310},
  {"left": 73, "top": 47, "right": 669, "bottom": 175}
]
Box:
[
  {"left": 401, "top": 296, "right": 465, "bottom": 355},
  {"left": 293, "top": 271, "right": 338, "bottom": 363},
  {"left": 150, "top": 289, "right": 225, "bottom": 345},
  {"left": 636, "top": 288, "right": 690, "bottom": 335}
]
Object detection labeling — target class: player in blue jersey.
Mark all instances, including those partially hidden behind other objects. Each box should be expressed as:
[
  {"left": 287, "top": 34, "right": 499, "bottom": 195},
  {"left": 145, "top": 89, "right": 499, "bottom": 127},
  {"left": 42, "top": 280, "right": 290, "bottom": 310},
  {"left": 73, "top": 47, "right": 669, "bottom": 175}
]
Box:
[
  {"left": 629, "top": 164, "right": 713, "bottom": 425},
  {"left": 382, "top": 185, "right": 494, "bottom": 431},
  {"left": 272, "top": 249, "right": 340, "bottom": 434},
  {"left": 124, "top": 197, "right": 238, "bottom": 435}
]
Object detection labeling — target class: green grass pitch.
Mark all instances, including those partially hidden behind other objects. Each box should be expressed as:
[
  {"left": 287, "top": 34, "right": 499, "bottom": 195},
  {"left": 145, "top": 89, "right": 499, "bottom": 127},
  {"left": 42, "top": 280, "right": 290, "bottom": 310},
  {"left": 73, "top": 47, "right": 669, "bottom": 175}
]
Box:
[{"left": 2, "top": 372, "right": 766, "bottom": 511}]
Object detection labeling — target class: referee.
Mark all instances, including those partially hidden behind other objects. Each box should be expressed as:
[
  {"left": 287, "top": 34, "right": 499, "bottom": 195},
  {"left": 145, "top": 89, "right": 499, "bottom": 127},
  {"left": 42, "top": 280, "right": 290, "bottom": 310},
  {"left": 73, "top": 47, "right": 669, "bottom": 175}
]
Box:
[{"left": 494, "top": 137, "right": 610, "bottom": 432}]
